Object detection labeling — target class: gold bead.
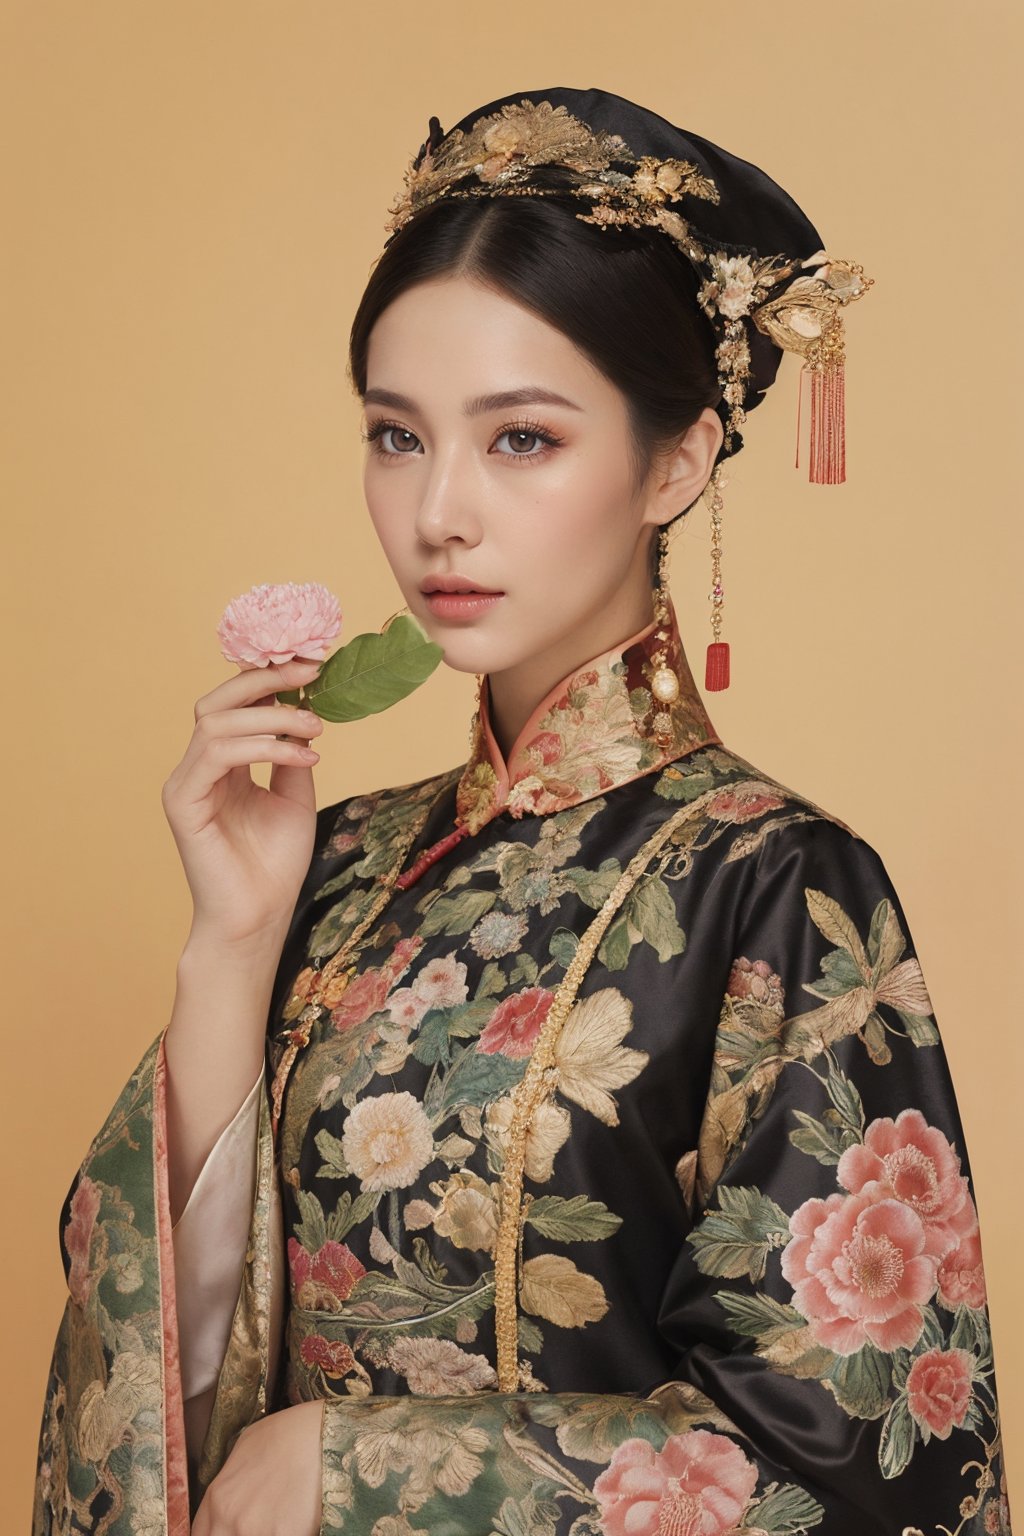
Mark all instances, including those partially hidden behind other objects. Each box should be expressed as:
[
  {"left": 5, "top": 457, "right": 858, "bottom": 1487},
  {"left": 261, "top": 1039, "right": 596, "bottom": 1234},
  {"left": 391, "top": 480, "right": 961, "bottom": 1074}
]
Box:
[{"left": 651, "top": 666, "right": 680, "bottom": 703}]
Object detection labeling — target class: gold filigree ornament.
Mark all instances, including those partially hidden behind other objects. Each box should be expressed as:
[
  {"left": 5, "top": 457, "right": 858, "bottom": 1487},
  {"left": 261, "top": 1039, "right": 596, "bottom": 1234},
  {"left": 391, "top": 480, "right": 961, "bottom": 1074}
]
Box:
[{"left": 383, "top": 98, "right": 873, "bottom": 487}]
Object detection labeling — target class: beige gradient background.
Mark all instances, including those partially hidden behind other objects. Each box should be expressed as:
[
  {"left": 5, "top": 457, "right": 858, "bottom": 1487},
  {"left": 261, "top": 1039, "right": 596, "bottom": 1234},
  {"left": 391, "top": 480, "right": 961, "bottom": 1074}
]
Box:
[{"left": 4, "top": 1, "right": 1020, "bottom": 1525}]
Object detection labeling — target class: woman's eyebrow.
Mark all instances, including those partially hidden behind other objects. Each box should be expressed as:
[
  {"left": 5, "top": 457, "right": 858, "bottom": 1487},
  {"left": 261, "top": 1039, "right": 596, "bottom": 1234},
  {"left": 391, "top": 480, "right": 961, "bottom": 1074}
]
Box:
[{"left": 362, "top": 386, "right": 584, "bottom": 416}]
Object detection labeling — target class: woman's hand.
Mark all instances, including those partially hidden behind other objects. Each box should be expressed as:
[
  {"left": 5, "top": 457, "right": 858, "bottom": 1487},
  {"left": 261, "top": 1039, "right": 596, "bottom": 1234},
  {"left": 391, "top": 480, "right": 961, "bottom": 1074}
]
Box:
[
  {"left": 191, "top": 1399, "right": 325, "bottom": 1536},
  {"left": 162, "top": 656, "right": 326, "bottom": 949}
]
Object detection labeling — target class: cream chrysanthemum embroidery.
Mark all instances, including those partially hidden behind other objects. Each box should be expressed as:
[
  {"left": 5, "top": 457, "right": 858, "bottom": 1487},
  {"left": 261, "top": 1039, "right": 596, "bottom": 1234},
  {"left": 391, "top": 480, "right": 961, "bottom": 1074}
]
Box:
[{"left": 341, "top": 1091, "right": 435, "bottom": 1191}]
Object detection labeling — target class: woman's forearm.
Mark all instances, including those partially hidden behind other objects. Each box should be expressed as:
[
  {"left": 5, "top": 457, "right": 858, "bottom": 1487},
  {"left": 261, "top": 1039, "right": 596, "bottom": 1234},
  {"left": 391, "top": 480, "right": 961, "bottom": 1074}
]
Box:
[{"left": 164, "top": 927, "right": 286, "bottom": 1224}]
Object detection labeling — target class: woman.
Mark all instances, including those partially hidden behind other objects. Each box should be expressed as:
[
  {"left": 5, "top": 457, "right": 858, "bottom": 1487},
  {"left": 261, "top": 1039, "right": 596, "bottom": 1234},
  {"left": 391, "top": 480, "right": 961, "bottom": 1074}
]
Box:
[{"left": 33, "top": 87, "right": 1012, "bottom": 1536}]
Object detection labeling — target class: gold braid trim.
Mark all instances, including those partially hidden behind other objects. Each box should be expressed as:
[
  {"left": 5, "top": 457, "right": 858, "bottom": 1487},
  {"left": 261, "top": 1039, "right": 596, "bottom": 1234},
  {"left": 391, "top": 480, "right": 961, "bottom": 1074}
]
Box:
[{"left": 493, "top": 797, "right": 702, "bottom": 1390}]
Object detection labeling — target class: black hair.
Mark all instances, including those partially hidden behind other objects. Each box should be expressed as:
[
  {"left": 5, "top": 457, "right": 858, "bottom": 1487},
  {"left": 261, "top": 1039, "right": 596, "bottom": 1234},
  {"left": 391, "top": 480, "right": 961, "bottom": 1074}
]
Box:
[{"left": 348, "top": 183, "right": 723, "bottom": 578}]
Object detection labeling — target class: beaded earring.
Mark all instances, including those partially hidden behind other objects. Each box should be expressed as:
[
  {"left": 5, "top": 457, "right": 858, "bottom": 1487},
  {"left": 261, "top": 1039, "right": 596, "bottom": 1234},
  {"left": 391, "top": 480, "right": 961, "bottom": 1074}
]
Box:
[
  {"left": 703, "top": 463, "right": 730, "bottom": 691},
  {"left": 645, "top": 523, "right": 682, "bottom": 750}
]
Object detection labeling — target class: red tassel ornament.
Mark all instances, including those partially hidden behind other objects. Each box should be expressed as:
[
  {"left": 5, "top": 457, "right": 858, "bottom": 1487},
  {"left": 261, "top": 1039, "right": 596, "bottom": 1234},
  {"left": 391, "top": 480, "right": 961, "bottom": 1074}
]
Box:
[{"left": 705, "top": 641, "right": 730, "bottom": 692}]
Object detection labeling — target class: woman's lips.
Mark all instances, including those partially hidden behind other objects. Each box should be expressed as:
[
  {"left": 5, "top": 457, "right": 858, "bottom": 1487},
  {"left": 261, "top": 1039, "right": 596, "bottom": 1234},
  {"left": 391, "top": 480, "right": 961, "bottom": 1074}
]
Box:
[{"left": 423, "top": 591, "right": 505, "bottom": 621}]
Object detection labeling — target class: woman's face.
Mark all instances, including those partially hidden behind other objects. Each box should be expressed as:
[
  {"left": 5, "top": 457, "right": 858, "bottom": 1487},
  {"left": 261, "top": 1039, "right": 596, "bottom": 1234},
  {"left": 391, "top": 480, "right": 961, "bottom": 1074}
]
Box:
[{"left": 361, "top": 273, "right": 721, "bottom": 684}]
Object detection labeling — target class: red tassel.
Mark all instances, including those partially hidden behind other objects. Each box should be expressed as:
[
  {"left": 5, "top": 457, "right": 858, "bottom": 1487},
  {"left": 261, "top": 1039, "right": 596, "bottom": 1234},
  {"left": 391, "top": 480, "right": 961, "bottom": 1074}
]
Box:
[
  {"left": 808, "top": 360, "right": 846, "bottom": 484},
  {"left": 705, "top": 641, "right": 730, "bottom": 691}
]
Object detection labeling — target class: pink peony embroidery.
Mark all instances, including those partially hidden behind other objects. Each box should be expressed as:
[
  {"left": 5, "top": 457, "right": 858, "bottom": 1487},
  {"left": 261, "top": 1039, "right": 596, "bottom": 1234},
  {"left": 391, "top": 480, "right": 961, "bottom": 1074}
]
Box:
[
  {"left": 216, "top": 580, "right": 342, "bottom": 668},
  {"left": 593, "top": 1428, "right": 758, "bottom": 1536},
  {"left": 64, "top": 1176, "right": 102, "bottom": 1307},
  {"left": 330, "top": 967, "right": 393, "bottom": 1033},
  {"left": 707, "top": 785, "right": 786, "bottom": 824},
  {"left": 288, "top": 1237, "right": 366, "bottom": 1309},
  {"left": 477, "top": 986, "right": 555, "bottom": 1057},
  {"left": 837, "top": 1109, "right": 978, "bottom": 1258},
  {"left": 299, "top": 1333, "right": 355, "bottom": 1376},
  {"left": 414, "top": 953, "right": 469, "bottom": 1009},
  {"left": 937, "top": 1225, "right": 988, "bottom": 1310},
  {"left": 781, "top": 1186, "right": 941, "bottom": 1354},
  {"left": 906, "top": 1346, "right": 975, "bottom": 1440}
]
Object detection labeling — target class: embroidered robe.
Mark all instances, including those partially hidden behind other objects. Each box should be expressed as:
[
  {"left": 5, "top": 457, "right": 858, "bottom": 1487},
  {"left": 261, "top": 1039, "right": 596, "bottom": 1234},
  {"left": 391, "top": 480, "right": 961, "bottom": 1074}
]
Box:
[{"left": 33, "top": 605, "right": 1013, "bottom": 1536}]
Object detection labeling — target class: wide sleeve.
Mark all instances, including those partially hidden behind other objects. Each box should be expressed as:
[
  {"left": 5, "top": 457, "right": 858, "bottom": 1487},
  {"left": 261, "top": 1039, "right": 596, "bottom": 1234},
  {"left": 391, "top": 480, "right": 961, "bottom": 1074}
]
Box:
[
  {"left": 313, "top": 817, "right": 1013, "bottom": 1536},
  {"left": 32, "top": 1028, "right": 286, "bottom": 1536},
  {"left": 171, "top": 1064, "right": 263, "bottom": 1467}
]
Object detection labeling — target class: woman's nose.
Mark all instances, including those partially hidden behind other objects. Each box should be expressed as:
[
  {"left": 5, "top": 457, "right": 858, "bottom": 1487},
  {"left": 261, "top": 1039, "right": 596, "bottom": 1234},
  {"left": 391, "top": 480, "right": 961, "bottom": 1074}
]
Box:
[{"left": 412, "top": 447, "right": 484, "bottom": 547}]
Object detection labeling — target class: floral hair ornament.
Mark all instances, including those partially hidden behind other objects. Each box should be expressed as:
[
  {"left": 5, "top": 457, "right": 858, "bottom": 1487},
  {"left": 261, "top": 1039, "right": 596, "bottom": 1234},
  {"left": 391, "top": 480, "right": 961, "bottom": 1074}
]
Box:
[
  {"left": 382, "top": 88, "right": 874, "bottom": 690},
  {"left": 216, "top": 581, "right": 442, "bottom": 724}
]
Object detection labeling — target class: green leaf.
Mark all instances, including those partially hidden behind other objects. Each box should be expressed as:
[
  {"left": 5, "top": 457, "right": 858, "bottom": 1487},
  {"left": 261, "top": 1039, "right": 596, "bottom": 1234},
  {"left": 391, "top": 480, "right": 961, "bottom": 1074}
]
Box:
[
  {"left": 878, "top": 1394, "right": 916, "bottom": 1479},
  {"left": 743, "top": 1481, "right": 826, "bottom": 1532},
  {"left": 431, "top": 1045, "right": 526, "bottom": 1119},
  {"left": 624, "top": 875, "right": 686, "bottom": 962},
  {"left": 897, "top": 1010, "right": 940, "bottom": 1046},
  {"left": 314, "top": 1128, "right": 350, "bottom": 1178},
  {"left": 598, "top": 910, "right": 633, "bottom": 972},
  {"left": 517, "top": 1313, "right": 544, "bottom": 1354},
  {"left": 714, "top": 1289, "right": 805, "bottom": 1343},
  {"left": 549, "top": 928, "right": 579, "bottom": 968},
  {"left": 293, "top": 1188, "right": 328, "bottom": 1251},
  {"left": 824, "top": 1068, "right": 865, "bottom": 1136},
  {"left": 418, "top": 888, "right": 497, "bottom": 937},
  {"left": 687, "top": 1186, "right": 791, "bottom": 1282},
  {"left": 297, "top": 613, "right": 442, "bottom": 722},
  {"left": 788, "top": 1109, "right": 845, "bottom": 1165},
  {"left": 825, "top": 1342, "right": 892, "bottom": 1419},
  {"left": 525, "top": 1195, "right": 623, "bottom": 1242},
  {"left": 474, "top": 960, "right": 508, "bottom": 998},
  {"left": 565, "top": 858, "right": 621, "bottom": 909},
  {"left": 325, "top": 1188, "right": 379, "bottom": 1242}
]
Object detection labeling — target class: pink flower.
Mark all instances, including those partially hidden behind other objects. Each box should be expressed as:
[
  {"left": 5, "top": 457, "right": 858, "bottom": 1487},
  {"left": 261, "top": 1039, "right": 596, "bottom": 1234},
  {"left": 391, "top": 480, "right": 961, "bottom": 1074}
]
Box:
[
  {"left": 837, "top": 1109, "right": 977, "bottom": 1258},
  {"left": 780, "top": 1187, "right": 941, "bottom": 1354},
  {"left": 937, "top": 1225, "right": 988, "bottom": 1310},
  {"left": 707, "top": 786, "right": 786, "bottom": 824},
  {"left": 906, "top": 1347, "right": 974, "bottom": 1440},
  {"left": 414, "top": 953, "right": 469, "bottom": 1009},
  {"left": 299, "top": 1333, "right": 355, "bottom": 1376},
  {"left": 288, "top": 1237, "right": 366, "bottom": 1309},
  {"left": 593, "top": 1429, "right": 758, "bottom": 1536},
  {"left": 217, "top": 580, "right": 342, "bottom": 668},
  {"left": 387, "top": 986, "right": 432, "bottom": 1029},
  {"left": 64, "top": 1176, "right": 102, "bottom": 1307},
  {"left": 331, "top": 967, "right": 392, "bottom": 1033},
  {"left": 477, "top": 986, "right": 554, "bottom": 1057},
  {"left": 528, "top": 730, "right": 563, "bottom": 767}
]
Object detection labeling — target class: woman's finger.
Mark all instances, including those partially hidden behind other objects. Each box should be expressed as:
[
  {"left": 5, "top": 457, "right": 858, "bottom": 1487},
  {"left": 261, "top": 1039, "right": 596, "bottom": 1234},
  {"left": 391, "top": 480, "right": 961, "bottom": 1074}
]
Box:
[{"left": 194, "top": 655, "right": 323, "bottom": 722}]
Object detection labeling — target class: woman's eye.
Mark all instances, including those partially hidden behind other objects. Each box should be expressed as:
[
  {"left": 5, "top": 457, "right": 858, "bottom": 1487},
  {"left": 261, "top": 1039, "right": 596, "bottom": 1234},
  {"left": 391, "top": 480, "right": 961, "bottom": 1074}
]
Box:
[
  {"left": 365, "top": 423, "right": 421, "bottom": 456},
  {"left": 495, "top": 428, "right": 547, "bottom": 457}
]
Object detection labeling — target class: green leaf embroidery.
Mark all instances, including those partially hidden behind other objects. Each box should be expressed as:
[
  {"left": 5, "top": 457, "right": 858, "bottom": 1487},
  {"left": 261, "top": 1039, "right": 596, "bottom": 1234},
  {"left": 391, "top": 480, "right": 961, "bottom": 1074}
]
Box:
[
  {"left": 742, "top": 1480, "right": 826, "bottom": 1532},
  {"left": 624, "top": 875, "right": 686, "bottom": 963},
  {"left": 713, "top": 1289, "right": 805, "bottom": 1343},
  {"left": 687, "top": 1186, "right": 791, "bottom": 1282},
  {"left": 417, "top": 888, "right": 497, "bottom": 937},
  {"left": 314, "top": 1128, "right": 350, "bottom": 1179},
  {"left": 525, "top": 1195, "right": 623, "bottom": 1242},
  {"left": 825, "top": 1342, "right": 892, "bottom": 1420},
  {"left": 877, "top": 1393, "right": 916, "bottom": 1479}
]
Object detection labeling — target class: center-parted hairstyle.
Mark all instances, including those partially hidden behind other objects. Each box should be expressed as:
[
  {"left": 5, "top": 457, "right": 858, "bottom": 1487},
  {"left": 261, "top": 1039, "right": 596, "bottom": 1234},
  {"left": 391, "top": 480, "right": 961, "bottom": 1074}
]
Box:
[{"left": 349, "top": 86, "right": 873, "bottom": 690}]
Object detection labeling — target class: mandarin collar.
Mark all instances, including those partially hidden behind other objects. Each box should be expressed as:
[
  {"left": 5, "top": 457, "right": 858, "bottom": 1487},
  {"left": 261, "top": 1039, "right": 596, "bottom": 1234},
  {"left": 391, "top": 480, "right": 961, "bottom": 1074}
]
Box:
[{"left": 453, "top": 599, "right": 721, "bottom": 835}]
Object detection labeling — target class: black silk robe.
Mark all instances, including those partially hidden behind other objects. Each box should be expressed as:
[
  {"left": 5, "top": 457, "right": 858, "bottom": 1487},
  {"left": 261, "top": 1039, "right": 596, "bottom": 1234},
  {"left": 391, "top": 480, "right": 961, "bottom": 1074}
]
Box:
[{"left": 34, "top": 603, "right": 1013, "bottom": 1536}]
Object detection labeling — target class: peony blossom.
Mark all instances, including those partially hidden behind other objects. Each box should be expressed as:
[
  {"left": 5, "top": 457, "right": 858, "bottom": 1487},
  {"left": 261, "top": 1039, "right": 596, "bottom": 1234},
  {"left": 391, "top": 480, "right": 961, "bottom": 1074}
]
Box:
[
  {"left": 341, "top": 1090, "right": 435, "bottom": 1191},
  {"left": 477, "top": 986, "right": 554, "bottom": 1057},
  {"left": 837, "top": 1109, "right": 978, "bottom": 1258},
  {"left": 593, "top": 1428, "right": 758, "bottom": 1536},
  {"left": 216, "top": 580, "right": 342, "bottom": 668},
  {"left": 781, "top": 1186, "right": 941, "bottom": 1354},
  {"left": 906, "top": 1347, "right": 974, "bottom": 1440}
]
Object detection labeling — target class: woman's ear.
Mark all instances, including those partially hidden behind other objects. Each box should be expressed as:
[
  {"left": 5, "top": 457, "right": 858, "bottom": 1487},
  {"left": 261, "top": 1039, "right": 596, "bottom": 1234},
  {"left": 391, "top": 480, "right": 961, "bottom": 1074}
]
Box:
[{"left": 643, "top": 408, "right": 725, "bottom": 533}]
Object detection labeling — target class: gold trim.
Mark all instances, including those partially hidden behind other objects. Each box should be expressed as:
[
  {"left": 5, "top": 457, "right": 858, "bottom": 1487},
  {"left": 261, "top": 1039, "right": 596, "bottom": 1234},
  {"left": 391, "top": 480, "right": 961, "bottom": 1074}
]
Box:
[{"left": 493, "top": 795, "right": 707, "bottom": 1390}]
